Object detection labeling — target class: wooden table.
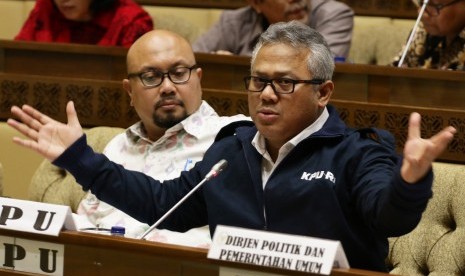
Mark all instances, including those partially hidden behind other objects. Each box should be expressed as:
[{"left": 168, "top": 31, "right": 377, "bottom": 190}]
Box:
[{"left": 0, "top": 228, "right": 391, "bottom": 276}]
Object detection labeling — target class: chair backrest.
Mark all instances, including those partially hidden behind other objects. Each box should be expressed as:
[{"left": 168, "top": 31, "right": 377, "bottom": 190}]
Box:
[
  {"left": 348, "top": 16, "right": 413, "bottom": 65},
  {"left": 387, "top": 162, "right": 465, "bottom": 275},
  {"left": 28, "top": 126, "right": 124, "bottom": 212},
  {"left": 143, "top": 6, "right": 222, "bottom": 44}
]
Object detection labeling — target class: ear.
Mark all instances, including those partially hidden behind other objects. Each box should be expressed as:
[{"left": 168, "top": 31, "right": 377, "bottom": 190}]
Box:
[
  {"left": 195, "top": 67, "right": 203, "bottom": 81},
  {"left": 317, "top": 80, "right": 334, "bottom": 107},
  {"left": 123, "top": 79, "right": 134, "bottom": 106},
  {"left": 248, "top": 0, "right": 263, "bottom": 13}
]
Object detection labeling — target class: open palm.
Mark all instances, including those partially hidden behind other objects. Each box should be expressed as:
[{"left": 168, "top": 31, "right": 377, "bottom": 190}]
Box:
[{"left": 7, "top": 101, "right": 84, "bottom": 161}]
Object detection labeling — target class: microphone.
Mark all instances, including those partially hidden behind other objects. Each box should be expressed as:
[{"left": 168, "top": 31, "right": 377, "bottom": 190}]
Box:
[
  {"left": 138, "top": 159, "right": 228, "bottom": 240},
  {"left": 397, "top": 0, "right": 429, "bottom": 67}
]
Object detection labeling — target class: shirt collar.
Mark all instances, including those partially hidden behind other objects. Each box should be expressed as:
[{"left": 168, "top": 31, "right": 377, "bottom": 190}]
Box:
[
  {"left": 125, "top": 101, "right": 218, "bottom": 143},
  {"left": 252, "top": 107, "right": 329, "bottom": 159}
]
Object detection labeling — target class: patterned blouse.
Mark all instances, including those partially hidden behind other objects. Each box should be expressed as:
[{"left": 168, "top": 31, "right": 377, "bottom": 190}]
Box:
[{"left": 392, "top": 23, "right": 465, "bottom": 70}]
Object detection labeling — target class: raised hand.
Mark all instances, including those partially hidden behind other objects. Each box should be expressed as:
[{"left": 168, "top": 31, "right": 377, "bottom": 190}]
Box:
[
  {"left": 7, "top": 101, "right": 84, "bottom": 161},
  {"left": 401, "top": 112, "right": 456, "bottom": 183}
]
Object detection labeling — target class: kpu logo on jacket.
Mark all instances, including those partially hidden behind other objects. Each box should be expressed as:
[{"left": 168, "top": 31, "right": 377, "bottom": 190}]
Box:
[{"left": 300, "top": 171, "right": 336, "bottom": 184}]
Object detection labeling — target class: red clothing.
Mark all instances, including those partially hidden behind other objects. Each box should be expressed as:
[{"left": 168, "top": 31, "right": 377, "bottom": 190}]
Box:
[{"left": 15, "top": 0, "right": 153, "bottom": 47}]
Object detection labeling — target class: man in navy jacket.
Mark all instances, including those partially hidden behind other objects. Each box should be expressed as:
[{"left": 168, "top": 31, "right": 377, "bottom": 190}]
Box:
[{"left": 8, "top": 21, "right": 456, "bottom": 271}]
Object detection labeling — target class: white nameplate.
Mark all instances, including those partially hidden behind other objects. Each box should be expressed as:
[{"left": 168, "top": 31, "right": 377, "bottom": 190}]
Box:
[
  {"left": 208, "top": 225, "right": 349, "bottom": 275},
  {"left": 0, "top": 197, "right": 76, "bottom": 236},
  {"left": 0, "top": 235, "right": 64, "bottom": 275}
]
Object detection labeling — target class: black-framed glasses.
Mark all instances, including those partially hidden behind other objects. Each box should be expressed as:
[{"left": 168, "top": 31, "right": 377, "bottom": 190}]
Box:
[
  {"left": 419, "top": 0, "right": 463, "bottom": 16},
  {"left": 127, "top": 65, "right": 198, "bottom": 88},
  {"left": 244, "top": 76, "right": 325, "bottom": 94}
]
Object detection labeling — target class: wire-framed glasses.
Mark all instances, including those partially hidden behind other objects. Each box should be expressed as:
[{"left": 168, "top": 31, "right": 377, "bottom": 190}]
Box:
[
  {"left": 127, "top": 65, "right": 198, "bottom": 88},
  {"left": 244, "top": 76, "right": 325, "bottom": 94}
]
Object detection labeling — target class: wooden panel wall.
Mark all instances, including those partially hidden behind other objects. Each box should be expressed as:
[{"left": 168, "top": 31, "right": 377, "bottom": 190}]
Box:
[
  {"left": 1, "top": 41, "right": 465, "bottom": 162},
  {"left": 338, "top": 0, "right": 417, "bottom": 18},
  {"left": 2, "top": 73, "right": 464, "bottom": 164},
  {"left": 0, "top": 73, "right": 137, "bottom": 128},
  {"left": 2, "top": 40, "right": 465, "bottom": 110}
]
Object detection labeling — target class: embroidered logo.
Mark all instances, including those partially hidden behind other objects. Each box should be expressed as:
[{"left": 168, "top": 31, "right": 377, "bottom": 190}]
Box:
[{"left": 300, "top": 171, "right": 336, "bottom": 184}]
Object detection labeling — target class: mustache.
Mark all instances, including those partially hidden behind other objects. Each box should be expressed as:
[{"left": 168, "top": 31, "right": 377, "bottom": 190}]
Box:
[{"left": 154, "top": 96, "right": 185, "bottom": 109}]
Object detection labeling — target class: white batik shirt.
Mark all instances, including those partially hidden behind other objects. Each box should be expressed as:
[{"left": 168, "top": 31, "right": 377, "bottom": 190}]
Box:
[{"left": 76, "top": 101, "right": 248, "bottom": 247}]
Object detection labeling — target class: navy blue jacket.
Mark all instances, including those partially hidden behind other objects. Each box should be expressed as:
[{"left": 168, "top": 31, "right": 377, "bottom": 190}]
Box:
[{"left": 55, "top": 105, "right": 432, "bottom": 271}]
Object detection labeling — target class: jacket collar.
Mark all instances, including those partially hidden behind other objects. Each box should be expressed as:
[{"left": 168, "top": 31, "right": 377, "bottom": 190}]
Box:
[{"left": 235, "top": 104, "right": 347, "bottom": 144}]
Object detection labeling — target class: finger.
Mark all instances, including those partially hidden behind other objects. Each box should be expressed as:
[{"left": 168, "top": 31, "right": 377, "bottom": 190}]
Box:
[
  {"left": 11, "top": 105, "right": 33, "bottom": 123},
  {"left": 22, "top": 104, "right": 54, "bottom": 125},
  {"left": 7, "top": 118, "right": 39, "bottom": 141},
  {"left": 429, "top": 126, "right": 456, "bottom": 153},
  {"left": 66, "top": 101, "right": 82, "bottom": 129},
  {"left": 12, "top": 136, "right": 44, "bottom": 156},
  {"left": 413, "top": 126, "right": 457, "bottom": 164},
  {"left": 11, "top": 106, "right": 44, "bottom": 132},
  {"left": 407, "top": 112, "right": 421, "bottom": 140},
  {"left": 12, "top": 136, "right": 34, "bottom": 148}
]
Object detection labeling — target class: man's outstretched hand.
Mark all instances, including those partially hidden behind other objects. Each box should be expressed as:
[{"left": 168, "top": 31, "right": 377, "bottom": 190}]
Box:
[
  {"left": 401, "top": 112, "right": 456, "bottom": 183},
  {"left": 7, "top": 101, "right": 84, "bottom": 161}
]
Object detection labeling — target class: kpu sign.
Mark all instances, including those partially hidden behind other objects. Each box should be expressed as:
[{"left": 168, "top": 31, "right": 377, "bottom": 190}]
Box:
[
  {"left": 0, "top": 197, "right": 76, "bottom": 275},
  {"left": 1, "top": 235, "right": 64, "bottom": 275},
  {"left": 0, "top": 197, "right": 75, "bottom": 236}
]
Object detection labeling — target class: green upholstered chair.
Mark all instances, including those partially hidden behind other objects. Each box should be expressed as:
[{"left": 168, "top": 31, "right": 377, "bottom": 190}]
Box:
[
  {"left": 28, "top": 126, "right": 124, "bottom": 212},
  {"left": 348, "top": 17, "right": 413, "bottom": 65},
  {"left": 387, "top": 162, "right": 465, "bottom": 275}
]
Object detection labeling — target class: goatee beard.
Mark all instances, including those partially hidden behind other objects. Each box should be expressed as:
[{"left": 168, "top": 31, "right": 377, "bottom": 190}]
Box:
[
  {"left": 153, "top": 96, "right": 187, "bottom": 128},
  {"left": 153, "top": 111, "right": 188, "bottom": 129}
]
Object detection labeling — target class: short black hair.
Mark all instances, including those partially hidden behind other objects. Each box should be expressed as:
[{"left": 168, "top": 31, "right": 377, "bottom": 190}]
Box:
[{"left": 90, "top": 0, "right": 117, "bottom": 13}]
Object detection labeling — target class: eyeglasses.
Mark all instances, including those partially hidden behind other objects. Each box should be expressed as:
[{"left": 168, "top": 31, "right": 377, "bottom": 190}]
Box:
[
  {"left": 419, "top": 0, "right": 463, "bottom": 16},
  {"left": 127, "top": 65, "right": 198, "bottom": 88},
  {"left": 244, "top": 76, "right": 325, "bottom": 94}
]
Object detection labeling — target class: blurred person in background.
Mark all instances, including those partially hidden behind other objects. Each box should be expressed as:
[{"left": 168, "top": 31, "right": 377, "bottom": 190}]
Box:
[
  {"left": 192, "top": 0, "right": 353, "bottom": 58},
  {"left": 393, "top": 0, "right": 465, "bottom": 70},
  {"left": 15, "top": 0, "right": 153, "bottom": 47}
]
